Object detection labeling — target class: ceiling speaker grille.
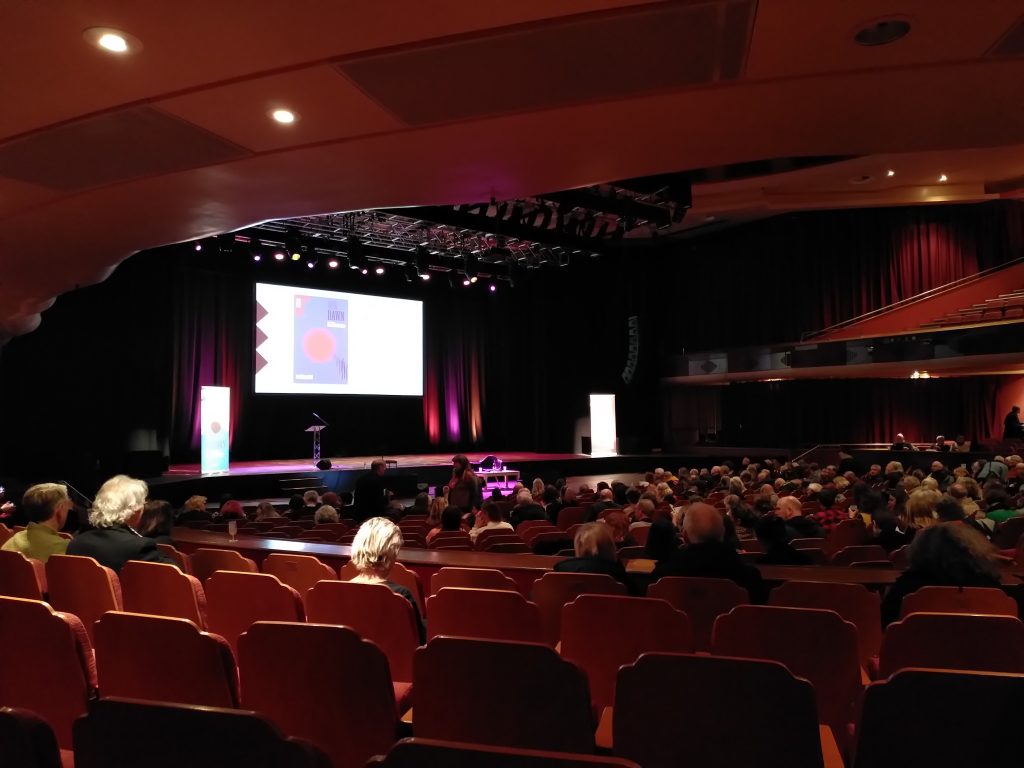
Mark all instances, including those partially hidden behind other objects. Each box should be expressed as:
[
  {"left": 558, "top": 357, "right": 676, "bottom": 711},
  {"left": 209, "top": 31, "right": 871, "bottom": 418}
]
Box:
[
  {"left": 338, "top": 0, "right": 756, "bottom": 126},
  {"left": 0, "top": 106, "right": 250, "bottom": 191}
]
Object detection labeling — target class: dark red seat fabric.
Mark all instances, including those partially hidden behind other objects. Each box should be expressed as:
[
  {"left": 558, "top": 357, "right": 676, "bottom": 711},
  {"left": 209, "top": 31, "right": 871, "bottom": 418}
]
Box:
[
  {"left": 45, "top": 554, "right": 123, "bottom": 647},
  {"left": 120, "top": 560, "right": 208, "bottom": 628},
  {"left": 205, "top": 570, "right": 304, "bottom": 656},
  {"left": 262, "top": 553, "right": 337, "bottom": 604},
  {"left": 0, "top": 550, "right": 46, "bottom": 599},
  {"left": 647, "top": 576, "right": 748, "bottom": 652},
  {"left": 188, "top": 547, "right": 258, "bottom": 583},
  {"left": 0, "top": 706, "right": 62, "bottom": 768},
  {"left": 531, "top": 573, "right": 627, "bottom": 645},
  {"left": 427, "top": 588, "right": 545, "bottom": 644},
  {"left": 429, "top": 567, "right": 518, "bottom": 595},
  {"left": 899, "top": 586, "right": 1018, "bottom": 619},
  {"left": 369, "top": 737, "right": 640, "bottom": 767},
  {"left": 878, "top": 612, "right": 1024, "bottom": 677}
]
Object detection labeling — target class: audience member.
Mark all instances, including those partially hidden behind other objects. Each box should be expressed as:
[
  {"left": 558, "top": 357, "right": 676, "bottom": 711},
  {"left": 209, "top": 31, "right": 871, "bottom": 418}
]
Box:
[
  {"left": 448, "top": 454, "right": 481, "bottom": 513},
  {"left": 542, "top": 485, "right": 564, "bottom": 525},
  {"left": 254, "top": 501, "right": 282, "bottom": 521},
  {"left": 1, "top": 483, "right": 71, "bottom": 563},
  {"left": 775, "top": 496, "right": 824, "bottom": 541},
  {"left": 286, "top": 494, "right": 305, "bottom": 519},
  {"left": 983, "top": 489, "right": 1020, "bottom": 524},
  {"left": 301, "top": 490, "right": 320, "bottom": 515},
  {"left": 510, "top": 489, "right": 547, "bottom": 529},
  {"left": 137, "top": 500, "right": 175, "bottom": 545},
  {"left": 426, "top": 506, "right": 465, "bottom": 544},
  {"left": 753, "top": 514, "right": 811, "bottom": 566},
  {"left": 643, "top": 518, "right": 679, "bottom": 564},
  {"left": 177, "top": 494, "right": 211, "bottom": 523},
  {"left": 903, "top": 488, "right": 941, "bottom": 530},
  {"left": 553, "top": 522, "right": 633, "bottom": 592},
  {"left": 405, "top": 492, "right": 430, "bottom": 518},
  {"left": 586, "top": 488, "right": 620, "bottom": 522},
  {"left": 314, "top": 504, "right": 340, "bottom": 524},
  {"left": 216, "top": 500, "right": 246, "bottom": 520},
  {"left": 353, "top": 460, "right": 390, "bottom": 522},
  {"left": 469, "top": 501, "right": 513, "bottom": 543}
]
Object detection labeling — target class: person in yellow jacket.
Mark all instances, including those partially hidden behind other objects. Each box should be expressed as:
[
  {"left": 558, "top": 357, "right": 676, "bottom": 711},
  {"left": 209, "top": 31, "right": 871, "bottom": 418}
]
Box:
[{"left": 2, "top": 483, "right": 71, "bottom": 563}]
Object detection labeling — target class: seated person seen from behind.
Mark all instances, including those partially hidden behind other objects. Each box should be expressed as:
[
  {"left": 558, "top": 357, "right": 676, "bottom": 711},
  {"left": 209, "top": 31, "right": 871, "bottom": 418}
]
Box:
[
  {"left": 176, "top": 494, "right": 211, "bottom": 523},
  {"left": 653, "top": 503, "right": 767, "bottom": 603},
  {"left": 643, "top": 518, "right": 679, "bottom": 565},
  {"left": 880, "top": 523, "right": 1002, "bottom": 627},
  {"left": 314, "top": 504, "right": 340, "bottom": 525},
  {"left": 254, "top": 501, "right": 282, "bottom": 521},
  {"left": 935, "top": 495, "right": 991, "bottom": 540},
  {"left": 66, "top": 475, "right": 176, "bottom": 573},
  {"left": 554, "top": 521, "right": 633, "bottom": 592},
  {"left": 889, "top": 433, "right": 916, "bottom": 451},
  {"left": 753, "top": 514, "right": 811, "bottom": 566},
  {"left": 426, "top": 506, "right": 466, "bottom": 544},
  {"left": 216, "top": 499, "right": 246, "bottom": 520},
  {"left": 348, "top": 517, "right": 426, "bottom": 643},
  {"left": 775, "top": 496, "right": 825, "bottom": 541},
  {"left": 137, "top": 500, "right": 175, "bottom": 545},
  {"left": 469, "top": 501, "right": 513, "bottom": 543},
  {"left": 982, "top": 489, "right": 1021, "bottom": 525},
  {"left": 510, "top": 489, "right": 547, "bottom": 529},
  {"left": 1, "top": 483, "right": 72, "bottom": 563}
]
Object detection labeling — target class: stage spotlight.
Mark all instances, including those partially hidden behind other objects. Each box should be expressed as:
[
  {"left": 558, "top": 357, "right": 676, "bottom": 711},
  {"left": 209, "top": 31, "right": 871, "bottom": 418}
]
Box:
[
  {"left": 489, "top": 283, "right": 496, "bottom": 292},
  {"left": 470, "top": 276, "right": 478, "bottom": 283},
  {"left": 287, "top": 232, "right": 302, "bottom": 261},
  {"left": 306, "top": 259, "right": 316, "bottom": 269},
  {"left": 361, "top": 268, "right": 368, "bottom": 275},
  {"left": 420, "top": 273, "right": 430, "bottom": 281},
  {"left": 463, "top": 278, "right": 471, "bottom": 287},
  {"left": 375, "top": 265, "right": 385, "bottom": 275},
  {"left": 253, "top": 254, "right": 261, "bottom": 262},
  {"left": 327, "top": 258, "right": 339, "bottom": 269},
  {"left": 273, "top": 250, "right": 286, "bottom": 261},
  {"left": 194, "top": 242, "right": 202, "bottom": 251}
]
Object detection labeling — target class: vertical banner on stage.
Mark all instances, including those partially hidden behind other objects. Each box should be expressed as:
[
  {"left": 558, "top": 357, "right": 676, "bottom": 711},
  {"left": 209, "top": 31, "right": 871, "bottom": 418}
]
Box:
[
  {"left": 201, "top": 386, "right": 231, "bottom": 474},
  {"left": 590, "top": 394, "right": 617, "bottom": 457}
]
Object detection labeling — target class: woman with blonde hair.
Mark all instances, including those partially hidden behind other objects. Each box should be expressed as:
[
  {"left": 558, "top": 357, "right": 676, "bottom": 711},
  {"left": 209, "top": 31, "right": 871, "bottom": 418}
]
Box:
[
  {"left": 553, "top": 522, "right": 631, "bottom": 590},
  {"left": 902, "top": 488, "right": 941, "bottom": 530},
  {"left": 348, "top": 517, "right": 425, "bottom": 642},
  {"left": 530, "top": 477, "right": 545, "bottom": 500}
]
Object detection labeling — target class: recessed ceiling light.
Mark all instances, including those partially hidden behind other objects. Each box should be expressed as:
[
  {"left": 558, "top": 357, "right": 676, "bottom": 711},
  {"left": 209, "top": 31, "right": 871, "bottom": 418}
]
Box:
[
  {"left": 854, "top": 19, "right": 911, "bottom": 47},
  {"left": 938, "top": 174, "right": 948, "bottom": 183},
  {"left": 271, "top": 109, "right": 297, "bottom": 125},
  {"left": 83, "top": 27, "right": 141, "bottom": 54},
  {"left": 273, "top": 251, "right": 286, "bottom": 261},
  {"left": 419, "top": 273, "right": 430, "bottom": 281},
  {"left": 375, "top": 266, "right": 385, "bottom": 275},
  {"left": 327, "top": 259, "right": 339, "bottom": 269},
  {"left": 886, "top": 169, "right": 896, "bottom": 177}
]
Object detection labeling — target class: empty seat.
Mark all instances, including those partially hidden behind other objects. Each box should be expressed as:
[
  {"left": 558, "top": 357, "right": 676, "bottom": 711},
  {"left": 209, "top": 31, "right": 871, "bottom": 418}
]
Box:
[
  {"left": 769, "top": 580, "right": 881, "bottom": 667},
  {"left": 561, "top": 595, "right": 694, "bottom": 710},
  {"left": 614, "top": 653, "right": 843, "bottom": 768},
  {"left": 205, "top": 570, "right": 304, "bottom": 656},
  {"left": 0, "top": 549, "right": 46, "bottom": 599},
  {"left": 531, "top": 573, "right": 627, "bottom": 645},
  {"left": 338, "top": 559, "right": 426, "bottom": 617},
  {"left": 430, "top": 567, "right": 518, "bottom": 595},
  {"left": 531, "top": 531, "right": 574, "bottom": 555},
  {"left": 555, "top": 507, "right": 588, "bottom": 531},
  {"left": 825, "top": 518, "right": 869, "bottom": 554},
  {"left": 73, "top": 697, "right": 331, "bottom": 768},
  {"left": 647, "top": 576, "right": 749, "bottom": 651},
  {"left": 306, "top": 580, "right": 419, "bottom": 681},
  {"left": 262, "top": 553, "right": 338, "bottom": 602},
  {"left": 428, "top": 531, "right": 472, "bottom": 550},
  {"left": 239, "top": 621, "right": 399, "bottom": 768},
  {"left": 0, "top": 707, "right": 62, "bottom": 768},
  {"left": 899, "top": 585, "right": 1018, "bottom": 619},
  {"left": 0, "top": 597, "right": 95, "bottom": 748},
  {"left": 831, "top": 544, "right": 890, "bottom": 566},
  {"left": 712, "top": 605, "right": 861, "bottom": 737},
  {"left": 414, "top": 637, "right": 594, "bottom": 754},
  {"left": 156, "top": 543, "right": 192, "bottom": 574},
  {"left": 369, "top": 737, "right": 640, "bottom": 767},
  {"left": 853, "top": 668, "right": 1024, "bottom": 768},
  {"left": 94, "top": 611, "right": 238, "bottom": 707},
  {"left": 878, "top": 612, "right": 1024, "bottom": 677},
  {"left": 189, "top": 548, "right": 258, "bottom": 583},
  {"left": 120, "top": 560, "right": 208, "bottom": 628},
  {"left": 427, "top": 588, "right": 545, "bottom": 644},
  {"left": 45, "top": 554, "right": 123, "bottom": 647}
]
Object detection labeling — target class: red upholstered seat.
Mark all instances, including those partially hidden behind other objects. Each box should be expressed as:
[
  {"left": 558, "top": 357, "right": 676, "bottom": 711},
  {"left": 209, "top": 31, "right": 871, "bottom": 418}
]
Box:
[
  {"left": 428, "top": 531, "right": 471, "bottom": 550},
  {"left": 0, "top": 549, "right": 47, "bottom": 599},
  {"left": 614, "top": 653, "right": 843, "bottom": 768},
  {"left": 769, "top": 579, "right": 881, "bottom": 667},
  {"left": 189, "top": 547, "right": 258, "bottom": 583},
  {"left": 647, "top": 576, "right": 749, "bottom": 651},
  {"left": 0, "top": 706, "right": 63, "bottom": 768},
  {"left": 414, "top": 637, "right": 594, "bottom": 753},
  {"left": 120, "top": 560, "right": 207, "bottom": 628},
  {"left": 0, "top": 523, "right": 13, "bottom": 547},
  {"left": 205, "top": 570, "right": 304, "bottom": 656},
  {"left": 712, "top": 605, "right": 861, "bottom": 738},
  {"left": 0, "top": 597, "right": 96, "bottom": 749},
  {"left": 899, "top": 586, "right": 1018, "bottom": 619},
  {"left": 262, "top": 553, "right": 337, "bottom": 604},
  {"left": 427, "top": 588, "right": 545, "bottom": 643},
  {"left": 830, "top": 544, "right": 890, "bottom": 566},
  {"left": 430, "top": 566, "right": 518, "bottom": 595},
  {"left": 239, "top": 621, "right": 399, "bottom": 768},
  {"left": 369, "top": 737, "right": 640, "bottom": 767},
  {"left": 94, "top": 611, "right": 238, "bottom": 707},
  {"left": 854, "top": 669, "right": 1024, "bottom": 768},
  {"left": 531, "top": 572, "right": 627, "bottom": 645},
  {"left": 338, "top": 560, "right": 426, "bottom": 618},
  {"left": 156, "top": 543, "right": 192, "bottom": 574},
  {"left": 306, "top": 580, "right": 419, "bottom": 681},
  {"left": 561, "top": 595, "right": 694, "bottom": 709},
  {"left": 878, "top": 612, "right": 1024, "bottom": 677},
  {"left": 45, "top": 554, "right": 123, "bottom": 647},
  {"left": 825, "top": 518, "right": 869, "bottom": 555},
  {"left": 73, "top": 696, "right": 332, "bottom": 768},
  {"left": 487, "top": 541, "right": 531, "bottom": 553},
  {"left": 556, "top": 506, "right": 588, "bottom": 531}
]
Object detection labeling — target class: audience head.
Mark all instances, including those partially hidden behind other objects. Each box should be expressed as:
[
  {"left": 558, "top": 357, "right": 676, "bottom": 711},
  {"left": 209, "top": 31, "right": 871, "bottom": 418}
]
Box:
[
  {"left": 20, "top": 483, "right": 70, "bottom": 528},
  {"left": 542, "top": 485, "right": 559, "bottom": 504},
  {"left": 602, "top": 510, "right": 631, "bottom": 543},
  {"left": 905, "top": 488, "right": 941, "bottom": 528},
  {"left": 288, "top": 494, "right": 305, "bottom": 514},
  {"left": 935, "top": 496, "right": 965, "bottom": 523},
  {"left": 682, "top": 503, "right": 725, "bottom": 544},
  {"left": 138, "top": 500, "right": 174, "bottom": 538},
  {"left": 183, "top": 495, "right": 207, "bottom": 513},
  {"left": 410, "top": 492, "right": 430, "bottom": 514},
  {"left": 775, "top": 496, "right": 803, "bottom": 520},
  {"left": 370, "top": 459, "right": 386, "bottom": 475},
  {"left": 598, "top": 488, "right": 613, "bottom": 501},
  {"left": 531, "top": 477, "right": 544, "bottom": 496},
  {"left": 90, "top": 475, "right": 148, "bottom": 529},
  {"left": 644, "top": 518, "right": 679, "bottom": 561},
  {"left": 302, "top": 490, "right": 320, "bottom": 507},
  {"left": 314, "top": 504, "right": 339, "bottom": 524},
  {"left": 573, "top": 522, "right": 617, "bottom": 561},
  {"left": 451, "top": 454, "right": 470, "bottom": 475},
  {"left": 218, "top": 500, "right": 245, "bottom": 519},
  {"left": 983, "top": 488, "right": 1012, "bottom": 511},
  {"left": 482, "top": 501, "right": 502, "bottom": 523},
  {"left": 321, "top": 491, "right": 341, "bottom": 509},
  {"left": 255, "top": 501, "right": 281, "bottom": 520},
  {"left": 427, "top": 497, "right": 448, "bottom": 526},
  {"left": 920, "top": 477, "right": 939, "bottom": 492},
  {"left": 516, "top": 489, "right": 533, "bottom": 506},
  {"left": 754, "top": 514, "right": 788, "bottom": 548},
  {"left": 350, "top": 517, "right": 403, "bottom": 578},
  {"left": 908, "top": 523, "right": 999, "bottom": 583},
  {"left": 440, "top": 506, "right": 463, "bottom": 531}
]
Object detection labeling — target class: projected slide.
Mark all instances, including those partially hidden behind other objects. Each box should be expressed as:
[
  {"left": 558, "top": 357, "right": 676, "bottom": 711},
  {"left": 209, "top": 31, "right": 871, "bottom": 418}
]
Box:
[{"left": 255, "top": 282, "right": 423, "bottom": 396}]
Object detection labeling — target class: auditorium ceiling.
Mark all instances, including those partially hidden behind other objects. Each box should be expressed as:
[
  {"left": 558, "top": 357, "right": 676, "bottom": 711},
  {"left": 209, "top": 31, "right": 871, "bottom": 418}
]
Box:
[{"left": 2, "top": 0, "right": 1024, "bottom": 338}]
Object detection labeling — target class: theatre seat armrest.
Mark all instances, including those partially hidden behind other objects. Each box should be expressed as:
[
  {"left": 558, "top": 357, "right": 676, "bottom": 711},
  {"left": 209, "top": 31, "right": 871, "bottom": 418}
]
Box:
[{"left": 819, "top": 725, "right": 844, "bottom": 768}]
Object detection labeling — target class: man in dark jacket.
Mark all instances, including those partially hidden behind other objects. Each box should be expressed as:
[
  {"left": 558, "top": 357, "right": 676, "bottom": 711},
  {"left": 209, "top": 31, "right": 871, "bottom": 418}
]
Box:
[
  {"left": 776, "top": 496, "right": 825, "bottom": 541},
  {"left": 510, "top": 489, "right": 547, "bottom": 529},
  {"left": 352, "top": 460, "right": 390, "bottom": 522}
]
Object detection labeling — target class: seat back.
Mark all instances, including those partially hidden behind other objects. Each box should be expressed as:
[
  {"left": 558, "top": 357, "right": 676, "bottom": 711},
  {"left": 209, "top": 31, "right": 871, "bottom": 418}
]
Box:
[
  {"left": 531, "top": 572, "right": 627, "bottom": 644},
  {"left": 430, "top": 567, "right": 518, "bottom": 595},
  {"left": 369, "top": 737, "right": 640, "bottom": 767},
  {"left": 73, "top": 697, "right": 331, "bottom": 768},
  {"left": 0, "top": 707, "right": 61, "bottom": 768},
  {"left": 45, "top": 554, "right": 123, "bottom": 646},
  {"left": 854, "top": 669, "right": 1024, "bottom": 768},
  {"left": 427, "top": 588, "right": 545, "bottom": 643},
  {"left": 0, "top": 523, "right": 12, "bottom": 547},
  {"left": 899, "top": 586, "right": 1018, "bottom": 619},
  {"left": 991, "top": 514, "right": 1024, "bottom": 548},
  {"left": 712, "top": 604, "right": 860, "bottom": 733},
  {"left": 878, "top": 612, "right": 1024, "bottom": 677},
  {"left": 615, "top": 653, "right": 824, "bottom": 768},
  {"left": 561, "top": 595, "right": 694, "bottom": 709},
  {"left": 205, "top": 571, "right": 304, "bottom": 656},
  {"left": 826, "top": 517, "right": 869, "bottom": 554},
  {"left": 889, "top": 545, "right": 910, "bottom": 570},
  {"left": 414, "top": 637, "right": 594, "bottom": 754},
  {"left": 830, "top": 544, "right": 890, "bottom": 566},
  {"left": 239, "top": 621, "right": 396, "bottom": 768},
  {"left": 556, "top": 506, "right": 588, "bottom": 531},
  {"left": 94, "top": 611, "right": 238, "bottom": 707},
  {"left": 0, "top": 549, "right": 46, "bottom": 599},
  {"left": 156, "top": 543, "right": 192, "bottom": 574},
  {"left": 306, "top": 580, "right": 419, "bottom": 681},
  {"left": 120, "top": 560, "right": 207, "bottom": 628},
  {"left": 769, "top": 579, "right": 881, "bottom": 666},
  {"left": 262, "top": 553, "right": 338, "bottom": 603},
  {"left": 339, "top": 560, "right": 425, "bottom": 617},
  {"left": 0, "top": 597, "right": 95, "bottom": 748},
  {"left": 189, "top": 548, "right": 258, "bottom": 583},
  {"left": 647, "top": 576, "right": 749, "bottom": 651},
  {"left": 488, "top": 541, "right": 531, "bottom": 553}
]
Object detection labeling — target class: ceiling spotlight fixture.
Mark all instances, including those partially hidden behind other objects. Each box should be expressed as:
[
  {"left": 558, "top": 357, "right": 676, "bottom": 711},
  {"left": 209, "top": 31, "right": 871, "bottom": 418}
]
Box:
[
  {"left": 253, "top": 254, "right": 261, "bottom": 262},
  {"left": 886, "top": 169, "right": 896, "bottom": 177},
  {"left": 83, "top": 27, "right": 141, "bottom": 54},
  {"left": 854, "top": 18, "right": 911, "bottom": 47},
  {"left": 420, "top": 273, "right": 430, "bottom": 281},
  {"left": 489, "top": 284, "right": 497, "bottom": 292},
  {"left": 463, "top": 279, "right": 471, "bottom": 287},
  {"left": 271, "top": 108, "right": 297, "bottom": 124},
  {"left": 938, "top": 174, "right": 948, "bottom": 183},
  {"left": 327, "top": 258, "right": 339, "bottom": 269},
  {"left": 470, "top": 276, "right": 478, "bottom": 284},
  {"left": 306, "top": 259, "right": 316, "bottom": 269},
  {"left": 194, "top": 242, "right": 202, "bottom": 251},
  {"left": 360, "top": 268, "right": 368, "bottom": 275},
  {"left": 375, "top": 266, "right": 385, "bottom": 275},
  {"left": 273, "top": 251, "right": 286, "bottom": 261}
]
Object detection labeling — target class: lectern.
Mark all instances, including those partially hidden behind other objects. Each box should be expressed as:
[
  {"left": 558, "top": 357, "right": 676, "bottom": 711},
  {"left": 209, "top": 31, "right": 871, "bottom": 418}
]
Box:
[{"left": 305, "top": 424, "right": 326, "bottom": 464}]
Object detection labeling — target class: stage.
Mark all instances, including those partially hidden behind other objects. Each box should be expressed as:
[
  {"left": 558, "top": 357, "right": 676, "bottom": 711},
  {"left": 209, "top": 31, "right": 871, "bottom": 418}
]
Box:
[{"left": 147, "top": 448, "right": 791, "bottom": 505}]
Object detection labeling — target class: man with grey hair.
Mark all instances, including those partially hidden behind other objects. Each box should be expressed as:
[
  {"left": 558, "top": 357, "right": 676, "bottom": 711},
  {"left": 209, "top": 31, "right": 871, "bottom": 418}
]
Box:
[
  {"left": 66, "top": 474, "right": 175, "bottom": 572},
  {"left": 653, "top": 503, "right": 766, "bottom": 602},
  {"left": 510, "top": 488, "right": 546, "bottom": 529},
  {"left": 775, "top": 495, "right": 824, "bottom": 541}
]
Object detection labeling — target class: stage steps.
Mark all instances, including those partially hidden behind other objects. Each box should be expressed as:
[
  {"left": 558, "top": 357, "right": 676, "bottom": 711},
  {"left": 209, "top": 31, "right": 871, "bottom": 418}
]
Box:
[{"left": 278, "top": 476, "right": 328, "bottom": 497}]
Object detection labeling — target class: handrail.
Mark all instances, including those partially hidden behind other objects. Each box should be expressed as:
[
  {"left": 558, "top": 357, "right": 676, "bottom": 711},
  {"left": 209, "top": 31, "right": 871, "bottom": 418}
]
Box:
[{"left": 802, "top": 256, "right": 1024, "bottom": 340}]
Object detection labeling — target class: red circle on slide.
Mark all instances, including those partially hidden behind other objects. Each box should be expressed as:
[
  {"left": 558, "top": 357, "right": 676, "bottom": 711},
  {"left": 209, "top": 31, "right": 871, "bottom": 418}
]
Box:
[{"left": 303, "top": 328, "right": 336, "bottom": 363}]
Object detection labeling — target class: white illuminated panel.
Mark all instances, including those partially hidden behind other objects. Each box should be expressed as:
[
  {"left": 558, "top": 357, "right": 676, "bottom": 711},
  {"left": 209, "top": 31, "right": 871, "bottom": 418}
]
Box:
[
  {"left": 589, "top": 394, "right": 617, "bottom": 457},
  {"left": 201, "top": 386, "right": 230, "bottom": 473}
]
